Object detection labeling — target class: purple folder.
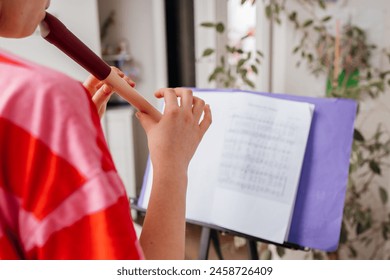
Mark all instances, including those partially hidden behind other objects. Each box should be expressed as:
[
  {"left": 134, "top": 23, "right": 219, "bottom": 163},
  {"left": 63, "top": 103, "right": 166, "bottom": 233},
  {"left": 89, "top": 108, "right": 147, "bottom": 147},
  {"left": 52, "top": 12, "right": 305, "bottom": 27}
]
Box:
[{"left": 139, "top": 88, "right": 357, "bottom": 252}]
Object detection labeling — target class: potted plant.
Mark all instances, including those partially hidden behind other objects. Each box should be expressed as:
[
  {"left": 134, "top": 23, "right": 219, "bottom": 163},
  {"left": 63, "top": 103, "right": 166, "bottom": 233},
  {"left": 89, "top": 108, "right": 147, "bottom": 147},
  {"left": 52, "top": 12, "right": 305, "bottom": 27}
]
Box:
[{"left": 200, "top": 0, "right": 390, "bottom": 259}]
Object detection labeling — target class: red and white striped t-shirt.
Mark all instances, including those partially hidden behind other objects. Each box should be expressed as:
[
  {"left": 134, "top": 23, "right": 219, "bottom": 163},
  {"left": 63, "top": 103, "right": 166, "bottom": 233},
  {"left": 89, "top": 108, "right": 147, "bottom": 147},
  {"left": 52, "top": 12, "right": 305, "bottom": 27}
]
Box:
[{"left": 0, "top": 50, "right": 143, "bottom": 259}]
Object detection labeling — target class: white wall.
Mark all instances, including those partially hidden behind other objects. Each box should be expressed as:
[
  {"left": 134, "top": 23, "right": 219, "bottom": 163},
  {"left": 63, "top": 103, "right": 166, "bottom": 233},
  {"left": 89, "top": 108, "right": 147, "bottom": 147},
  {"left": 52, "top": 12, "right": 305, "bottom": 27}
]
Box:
[{"left": 0, "top": 0, "right": 101, "bottom": 81}]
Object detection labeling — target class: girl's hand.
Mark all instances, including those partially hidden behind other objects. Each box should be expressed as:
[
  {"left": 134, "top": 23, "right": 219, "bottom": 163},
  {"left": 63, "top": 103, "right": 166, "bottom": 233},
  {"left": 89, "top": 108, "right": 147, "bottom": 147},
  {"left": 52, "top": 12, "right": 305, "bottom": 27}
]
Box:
[
  {"left": 83, "top": 67, "right": 135, "bottom": 118},
  {"left": 136, "top": 88, "right": 212, "bottom": 176},
  {"left": 137, "top": 88, "right": 211, "bottom": 259}
]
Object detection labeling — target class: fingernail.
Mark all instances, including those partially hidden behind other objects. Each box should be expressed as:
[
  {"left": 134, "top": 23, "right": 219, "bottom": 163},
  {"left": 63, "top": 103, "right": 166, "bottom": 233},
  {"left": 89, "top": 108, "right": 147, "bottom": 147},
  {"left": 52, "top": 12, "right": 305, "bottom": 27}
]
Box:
[{"left": 135, "top": 112, "right": 141, "bottom": 119}]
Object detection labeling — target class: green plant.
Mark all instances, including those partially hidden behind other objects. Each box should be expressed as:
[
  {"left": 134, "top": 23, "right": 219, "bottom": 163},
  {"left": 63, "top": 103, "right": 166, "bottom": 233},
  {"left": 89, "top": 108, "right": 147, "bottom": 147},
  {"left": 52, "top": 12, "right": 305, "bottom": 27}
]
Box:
[
  {"left": 200, "top": 0, "right": 390, "bottom": 259},
  {"left": 266, "top": 0, "right": 390, "bottom": 259},
  {"left": 200, "top": 19, "right": 263, "bottom": 89}
]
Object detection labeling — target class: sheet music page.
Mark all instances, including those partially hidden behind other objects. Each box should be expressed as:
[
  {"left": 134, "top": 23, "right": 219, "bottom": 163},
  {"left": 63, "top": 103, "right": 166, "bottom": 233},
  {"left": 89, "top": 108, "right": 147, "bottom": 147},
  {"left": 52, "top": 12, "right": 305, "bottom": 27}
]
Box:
[{"left": 187, "top": 91, "right": 314, "bottom": 243}]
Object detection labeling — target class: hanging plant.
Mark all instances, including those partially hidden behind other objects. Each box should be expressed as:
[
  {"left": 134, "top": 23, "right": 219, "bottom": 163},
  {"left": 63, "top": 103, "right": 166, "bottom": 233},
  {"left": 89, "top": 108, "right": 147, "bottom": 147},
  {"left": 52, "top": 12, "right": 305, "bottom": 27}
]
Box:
[
  {"left": 200, "top": 13, "right": 263, "bottom": 89},
  {"left": 262, "top": 0, "right": 390, "bottom": 259},
  {"left": 200, "top": 0, "right": 390, "bottom": 259}
]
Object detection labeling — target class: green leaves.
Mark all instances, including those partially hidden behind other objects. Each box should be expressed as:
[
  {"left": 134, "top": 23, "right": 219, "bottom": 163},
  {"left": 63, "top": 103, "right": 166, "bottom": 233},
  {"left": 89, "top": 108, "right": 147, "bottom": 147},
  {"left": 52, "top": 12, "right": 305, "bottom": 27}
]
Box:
[
  {"left": 276, "top": 246, "right": 285, "bottom": 258},
  {"left": 355, "top": 210, "right": 372, "bottom": 235},
  {"left": 237, "top": 58, "right": 246, "bottom": 69},
  {"left": 202, "top": 48, "right": 214, "bottom": 57},
  {"left": 265, "top": 5, "right": 272, "bottom": 19},
  {"left": 200, "top": 0, "right": 264, "bottom": 89},
  {"left": 339, "top": 222, "right": 348, "bottom": 244},
  {"left": 379, "top": 187, "right": 388, "bottom": 205},
  {"left": 303, "top": 19, "right": 313, "bottom": 28},
  {"left": 382, "top": 220, "right": 390, "bottom": 240},
  {"left": 271, "top": 0, "right": 390, "bottom": 260},
  {"left": 208, "top": 66, "right": 224, "bottom": 83},
  {"left": 196, "top": 0, "right": 390, "bottom": 260},
  {"left": 354, "top": 129, "right": 365, "bottom": 142},
  {"left": 240, "top": 0, "right": 256, "bottom": 5},
  {"left": 216, "top": 23, "right": 225, "bottom": 33},
  {"left": 264, "top": 0, "right": 285, "bottom": 24},
  {"left": 201, "top": 22, "right": 225, "bottom": 33},
  {"left": 289, "top": 11, "right": 297, "bottom": 22},
  {"left": 243, "top": 78, "right": 255, "bottom": 88},
  {"left": 200, "top": 17, "right": 261, "bottom": 89},
  {"left": 348, "top": 246, "right": 358, "bottom": 258},
  {"left": 318, "top": 0, "right": 326, "bottom": 10},
  {"left": 251, "top": 65, "right": 258, "bottom": 74},
  {"left": 369, "top": 161, "right": 381, "bottom": 175},
  {"left": 200, "top": 22, "right": 214, "bottom": 28}
]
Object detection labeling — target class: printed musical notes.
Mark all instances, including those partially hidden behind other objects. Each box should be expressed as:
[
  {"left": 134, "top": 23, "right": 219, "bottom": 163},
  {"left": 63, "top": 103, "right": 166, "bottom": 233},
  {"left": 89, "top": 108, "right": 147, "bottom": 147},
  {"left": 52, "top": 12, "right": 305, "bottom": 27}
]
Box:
[{"left": 218, "top": 102, "right": 310, "bottom": 204}]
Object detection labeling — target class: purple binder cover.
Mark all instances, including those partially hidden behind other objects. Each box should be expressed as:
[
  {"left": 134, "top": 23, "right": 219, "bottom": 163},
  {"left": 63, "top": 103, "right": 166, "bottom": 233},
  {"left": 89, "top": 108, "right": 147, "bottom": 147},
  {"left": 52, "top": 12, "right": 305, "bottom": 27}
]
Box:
[{"left": 139, "top": 88, "right": 357, "bottom": 252}]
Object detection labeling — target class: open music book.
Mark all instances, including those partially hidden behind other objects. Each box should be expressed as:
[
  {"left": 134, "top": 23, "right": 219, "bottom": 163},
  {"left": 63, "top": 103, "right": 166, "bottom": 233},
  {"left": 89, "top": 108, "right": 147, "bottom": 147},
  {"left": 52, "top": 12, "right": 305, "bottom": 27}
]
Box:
[{"left": 138, "top": 89, "right": 314, "bottom": 245}]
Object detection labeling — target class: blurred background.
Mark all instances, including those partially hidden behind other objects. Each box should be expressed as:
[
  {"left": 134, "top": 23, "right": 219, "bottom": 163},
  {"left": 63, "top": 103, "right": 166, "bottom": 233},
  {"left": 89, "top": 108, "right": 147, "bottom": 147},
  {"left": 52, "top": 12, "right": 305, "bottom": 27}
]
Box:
[{"left": 2, "top": 0, "right": 390, "bottom": 259}]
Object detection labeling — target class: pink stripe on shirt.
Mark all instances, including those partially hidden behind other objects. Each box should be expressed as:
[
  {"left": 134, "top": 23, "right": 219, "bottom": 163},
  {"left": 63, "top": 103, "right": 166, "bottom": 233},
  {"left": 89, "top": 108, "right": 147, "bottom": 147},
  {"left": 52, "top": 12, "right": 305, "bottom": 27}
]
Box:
[
  {"left": 0, "top": 53, "right": 102, "bottom": 179},
  {"left": 19, "top": 171, "right": 126, "bottom": 251}
]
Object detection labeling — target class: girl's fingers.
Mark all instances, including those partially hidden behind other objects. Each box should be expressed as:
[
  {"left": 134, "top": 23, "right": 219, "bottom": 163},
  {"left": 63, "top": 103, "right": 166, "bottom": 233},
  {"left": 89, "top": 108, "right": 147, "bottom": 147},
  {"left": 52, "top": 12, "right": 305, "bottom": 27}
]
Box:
[
  {"left": 155, "top": 88, "right": 180, "bottom": 109},
  {"left": 84, "top": 67, "right": 136, "bottom": 97},
  {"left": 112, "top": 67, "right": 136, "bottom": 87},
  {"left": 155, "top": 88, "right": 210, "bottom": 127},
  {"left": 155, "top": 88, "right": 195, "bottom": 110},
  {"left": 98, "top": 98, "right": 110, "bottom": 117},
  {"left": 83, "top": 74, "right": 101, "bottom": 96},
  {"left": 92, "top": 84, "right": 113, "bottom": 115},
  {"left": 192, "top": 97, "right": 206, "bottom": 122},
  {"left": 175, "top": 88, "right": 193, "bottom": 109},
  {"left": 199, "top": 104, "right": 212, "bottom": 135}
]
